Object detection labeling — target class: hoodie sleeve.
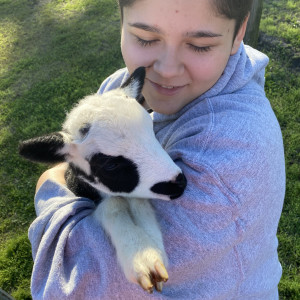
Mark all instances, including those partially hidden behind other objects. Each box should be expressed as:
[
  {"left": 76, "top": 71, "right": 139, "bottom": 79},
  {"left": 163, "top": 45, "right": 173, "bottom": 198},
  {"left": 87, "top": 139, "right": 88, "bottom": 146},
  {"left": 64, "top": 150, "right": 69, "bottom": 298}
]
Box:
[
  {"left": 29, "top": 180, "right": 139, "bottom": 300},
  {"left": 28, "top": 180, "right": 100, "bottom": 299},
  {"left": 29, "top": 180, "right": 95, "bottom": 259}
]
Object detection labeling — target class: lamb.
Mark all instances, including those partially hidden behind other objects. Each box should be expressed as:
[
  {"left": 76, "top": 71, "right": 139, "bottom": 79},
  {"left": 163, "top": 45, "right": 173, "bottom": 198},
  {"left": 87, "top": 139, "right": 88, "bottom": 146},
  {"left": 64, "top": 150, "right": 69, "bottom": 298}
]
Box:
[{"left": 19, "top": 67, "right": 187, "bottom": 294}]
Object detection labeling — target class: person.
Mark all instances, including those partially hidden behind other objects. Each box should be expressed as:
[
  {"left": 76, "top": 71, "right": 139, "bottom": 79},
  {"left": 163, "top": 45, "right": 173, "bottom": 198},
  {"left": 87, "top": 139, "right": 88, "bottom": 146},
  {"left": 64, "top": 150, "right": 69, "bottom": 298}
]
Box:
[{"left": 29, "top": 0, "right": 285, "bottom": 299}]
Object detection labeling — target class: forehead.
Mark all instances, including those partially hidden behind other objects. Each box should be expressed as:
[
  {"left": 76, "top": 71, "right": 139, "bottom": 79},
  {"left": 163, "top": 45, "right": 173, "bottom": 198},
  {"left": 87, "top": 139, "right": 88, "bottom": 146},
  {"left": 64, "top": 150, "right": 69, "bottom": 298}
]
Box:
[
  {"left": 63, "top": 91, "right": 151, "bottom": 136},
  {"left": 123, "top": 0, "right": 234, "bottom": 36}
]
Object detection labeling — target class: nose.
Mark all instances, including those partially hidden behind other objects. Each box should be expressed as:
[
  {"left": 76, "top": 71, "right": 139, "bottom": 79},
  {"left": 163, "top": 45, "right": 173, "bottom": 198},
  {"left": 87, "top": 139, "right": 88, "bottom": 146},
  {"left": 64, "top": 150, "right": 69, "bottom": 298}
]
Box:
[
  {"left": 153, "top": 46, "right": 184, "bottom": 79},
  {"left": 150, "top": 172, "right": 187, "bottom": 200},
  {"left": 174, "top": 173, "right": 187, "bottom": 189}
]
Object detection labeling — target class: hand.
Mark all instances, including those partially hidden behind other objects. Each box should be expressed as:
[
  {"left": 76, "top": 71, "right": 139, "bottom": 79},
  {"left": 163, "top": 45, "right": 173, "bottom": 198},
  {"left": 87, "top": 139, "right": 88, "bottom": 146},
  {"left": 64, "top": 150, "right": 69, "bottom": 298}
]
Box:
[{"left": 35, "top": 163, "right": 68, "bottom": 193}]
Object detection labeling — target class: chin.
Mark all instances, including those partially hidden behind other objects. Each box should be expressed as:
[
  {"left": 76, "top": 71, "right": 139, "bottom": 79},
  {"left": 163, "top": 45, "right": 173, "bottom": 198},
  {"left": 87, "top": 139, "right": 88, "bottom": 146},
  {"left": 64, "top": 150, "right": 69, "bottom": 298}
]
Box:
[
  {"left": 147, "top": 102, "right": 177, "bottom": 115},
  {"left": 144, "top": 98, "right": 180, "bottom": 116}
]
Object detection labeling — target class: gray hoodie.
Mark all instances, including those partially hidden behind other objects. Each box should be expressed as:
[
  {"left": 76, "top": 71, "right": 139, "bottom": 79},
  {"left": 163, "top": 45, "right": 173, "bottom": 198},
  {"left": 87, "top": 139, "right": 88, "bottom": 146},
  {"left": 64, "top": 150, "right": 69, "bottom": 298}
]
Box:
[{"left": 29, "top": 43, "right": 285, "bottom": 299}]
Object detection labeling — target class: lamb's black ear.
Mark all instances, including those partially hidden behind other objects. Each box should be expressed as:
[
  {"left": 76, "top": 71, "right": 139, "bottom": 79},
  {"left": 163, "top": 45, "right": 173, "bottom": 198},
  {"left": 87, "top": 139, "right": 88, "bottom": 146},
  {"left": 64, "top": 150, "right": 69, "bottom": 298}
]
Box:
[
  {"left": 121, "top": 67, "right": 146, "bottom": 100},
  {"left": 19, "top": 132, "right": 67, "bottom": 164}
]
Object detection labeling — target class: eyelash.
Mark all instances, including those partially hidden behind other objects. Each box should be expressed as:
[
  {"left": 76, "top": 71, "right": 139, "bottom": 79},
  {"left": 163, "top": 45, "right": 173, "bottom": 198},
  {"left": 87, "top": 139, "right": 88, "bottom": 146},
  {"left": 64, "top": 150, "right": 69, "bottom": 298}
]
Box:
[
  {"left": 135, "top": 36, "right": 157, "bottom": 47},
  {"left": 135, "top": 36, "right": 212, "bottom": 53},
  {"left": 188, "top": 44, "right": 211, "bottom": 53}
]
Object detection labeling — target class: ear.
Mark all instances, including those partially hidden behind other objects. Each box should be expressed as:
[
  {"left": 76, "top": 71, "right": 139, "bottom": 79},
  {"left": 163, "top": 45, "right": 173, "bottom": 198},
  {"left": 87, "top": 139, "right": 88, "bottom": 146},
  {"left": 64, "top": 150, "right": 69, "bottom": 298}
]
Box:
[
  {"left": 121, "top": 67, "right": 146, "bottom": 100},
  {"left": 19, "top": 132, "right": 69, "bottom": 164},
  {"left": 231, "top": 14, "right": 249, "bottom": 55}
]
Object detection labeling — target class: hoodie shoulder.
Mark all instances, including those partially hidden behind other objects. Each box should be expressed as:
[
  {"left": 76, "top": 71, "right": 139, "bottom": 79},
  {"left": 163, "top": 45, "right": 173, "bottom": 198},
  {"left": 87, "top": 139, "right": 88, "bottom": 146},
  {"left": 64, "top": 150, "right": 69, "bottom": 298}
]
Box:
[
  {"left": 195, "top": 43, "right": 269, "bottom": 100},
  {"left": 97, "top": 68, "right": 130, "bottom": 94}
]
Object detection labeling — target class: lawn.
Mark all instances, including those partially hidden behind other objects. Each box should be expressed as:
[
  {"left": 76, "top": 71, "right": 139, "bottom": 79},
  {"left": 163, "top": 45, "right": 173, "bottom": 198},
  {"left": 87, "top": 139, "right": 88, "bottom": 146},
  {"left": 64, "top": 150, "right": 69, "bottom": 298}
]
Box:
[
  {"left": 259, "top": 1, "right": 300, "bottom": 298},
  {"left": 0, "top": 0, "right": 299, "bottom": 299}
]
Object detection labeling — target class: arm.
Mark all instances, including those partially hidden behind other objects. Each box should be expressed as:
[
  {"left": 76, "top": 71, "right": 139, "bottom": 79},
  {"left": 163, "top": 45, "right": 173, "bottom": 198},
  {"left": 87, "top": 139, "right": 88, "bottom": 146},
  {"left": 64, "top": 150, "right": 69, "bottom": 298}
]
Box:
[
  {"left": 35, "top": 163, "right": 67, "bottom": 193},
  {"left": 29, "top": 179, "right": 98, "bottom": 299}
]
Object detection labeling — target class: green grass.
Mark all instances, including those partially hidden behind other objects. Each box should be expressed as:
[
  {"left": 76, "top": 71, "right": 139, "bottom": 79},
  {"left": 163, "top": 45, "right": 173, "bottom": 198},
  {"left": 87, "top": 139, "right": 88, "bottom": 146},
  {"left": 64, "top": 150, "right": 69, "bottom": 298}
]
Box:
[
  {"left": 258, "top": 0, "right": 300, "bottom": 299},
  {"left": 0, "top": 234, "right": 32, "bottom": 299},
  {"left": 260, "top": 0, "right": 300, "bottom": 48},
  {"left": 0, "top": 0, "right": 299, "bottom": 298}
]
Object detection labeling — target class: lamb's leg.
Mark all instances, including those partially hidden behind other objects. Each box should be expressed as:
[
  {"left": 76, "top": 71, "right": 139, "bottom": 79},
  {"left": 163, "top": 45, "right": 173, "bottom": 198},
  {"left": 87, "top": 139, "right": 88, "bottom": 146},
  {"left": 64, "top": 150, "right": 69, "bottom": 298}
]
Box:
[
  {"left": 127, "top": 198, "right": 169, "bottom": 292},
  {"left": 93, "top": 196, "right": 168, "bottom": 293},
  {"left": 128, "top": 198, "right": 166, "bottom": 255}
]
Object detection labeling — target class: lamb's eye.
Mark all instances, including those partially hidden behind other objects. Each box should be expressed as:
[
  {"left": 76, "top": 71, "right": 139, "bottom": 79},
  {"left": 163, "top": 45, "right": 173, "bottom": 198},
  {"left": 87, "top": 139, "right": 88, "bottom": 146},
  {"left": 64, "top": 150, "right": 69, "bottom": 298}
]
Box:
[
  {"left": 79, "top": 124, "right": 91, "bottom": 138},
  {"left": 103, "top": 161, "right": 119, "bottom": 172}
]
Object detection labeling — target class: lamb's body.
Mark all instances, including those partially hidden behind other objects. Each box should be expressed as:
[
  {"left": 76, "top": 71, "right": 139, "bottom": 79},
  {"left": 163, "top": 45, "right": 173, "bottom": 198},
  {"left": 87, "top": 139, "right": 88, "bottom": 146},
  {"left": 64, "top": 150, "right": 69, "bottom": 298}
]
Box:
[{"left": 19, "top": 67, "right": 187, "bottom": 293}]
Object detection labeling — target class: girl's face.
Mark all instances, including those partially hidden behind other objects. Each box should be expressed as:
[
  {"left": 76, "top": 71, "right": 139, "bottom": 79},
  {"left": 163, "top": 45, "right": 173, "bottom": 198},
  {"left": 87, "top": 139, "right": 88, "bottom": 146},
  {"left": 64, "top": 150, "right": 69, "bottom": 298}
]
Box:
[{"left": 121, "top": 0, "right": 246, "bottom": 115}]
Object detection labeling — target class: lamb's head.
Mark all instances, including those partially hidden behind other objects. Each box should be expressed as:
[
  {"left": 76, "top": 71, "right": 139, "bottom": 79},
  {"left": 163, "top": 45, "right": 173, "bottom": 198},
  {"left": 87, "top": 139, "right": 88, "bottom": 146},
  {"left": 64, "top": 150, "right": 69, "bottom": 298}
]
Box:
[{"left": 19, "top": 67, "right": 187, "bottom": 200}]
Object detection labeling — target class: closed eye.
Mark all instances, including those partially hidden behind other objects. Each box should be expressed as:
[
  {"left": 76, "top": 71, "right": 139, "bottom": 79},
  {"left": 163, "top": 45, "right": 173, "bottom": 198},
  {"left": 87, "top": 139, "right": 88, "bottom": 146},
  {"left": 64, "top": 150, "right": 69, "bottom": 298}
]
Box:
[
  {"left": 102, "top": 160, "right": 120, "bottom": 172},
  {"left": 89, "top": 153, "right": 139, "bottom": 193},
  {"left": 93, "top": 156, "right": 120, "bottom": 171},
  {"left": 90, "top": 154, "right": 127, "bottom": 173},
  {"left": 187, "top": 44, "right": 211, "bottom": 53},
  {"left": 135, "top": 36, "right": 158, "bottom": 47}
]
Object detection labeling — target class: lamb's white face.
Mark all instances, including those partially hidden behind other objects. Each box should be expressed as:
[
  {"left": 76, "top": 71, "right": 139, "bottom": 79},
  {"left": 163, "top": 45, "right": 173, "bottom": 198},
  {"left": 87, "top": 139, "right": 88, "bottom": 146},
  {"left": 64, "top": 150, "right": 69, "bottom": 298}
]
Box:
[{"left": 61, "top": 90, "right": 185, "bottom": 200}]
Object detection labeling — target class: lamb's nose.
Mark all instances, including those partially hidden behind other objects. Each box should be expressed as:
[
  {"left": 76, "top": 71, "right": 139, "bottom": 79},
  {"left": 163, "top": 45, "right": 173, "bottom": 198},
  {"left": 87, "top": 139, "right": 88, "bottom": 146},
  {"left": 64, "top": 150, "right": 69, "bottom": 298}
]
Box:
[
  {"left": 168, "top": 173, "right": 187, "bottom": 199},
  {"left": 150, "top": 172, "right": 187, "bottom": 200},
  {"left": 174, "top": 173, "right": 187, "bottom": 189}
]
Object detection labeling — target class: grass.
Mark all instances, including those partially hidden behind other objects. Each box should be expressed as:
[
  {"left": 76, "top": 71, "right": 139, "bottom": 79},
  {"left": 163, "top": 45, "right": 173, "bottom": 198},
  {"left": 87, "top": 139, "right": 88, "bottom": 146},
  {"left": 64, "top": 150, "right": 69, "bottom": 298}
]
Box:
[
  {"left": 0, "top": 0, "right": 299, "bottom": 298},
  {"left": 258, "top": 0, "right": 300, "bottom": 298}
]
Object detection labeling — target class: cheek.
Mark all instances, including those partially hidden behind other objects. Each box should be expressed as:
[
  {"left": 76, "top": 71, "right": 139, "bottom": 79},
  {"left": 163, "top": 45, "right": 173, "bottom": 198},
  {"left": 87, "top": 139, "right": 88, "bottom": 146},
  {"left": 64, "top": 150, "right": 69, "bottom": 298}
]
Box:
[
  {"left": 121, "top": 34, "right": 154, "bottom": 72},
  {"left": 189, "top": 52, "right": 229, "bottom": 87}
]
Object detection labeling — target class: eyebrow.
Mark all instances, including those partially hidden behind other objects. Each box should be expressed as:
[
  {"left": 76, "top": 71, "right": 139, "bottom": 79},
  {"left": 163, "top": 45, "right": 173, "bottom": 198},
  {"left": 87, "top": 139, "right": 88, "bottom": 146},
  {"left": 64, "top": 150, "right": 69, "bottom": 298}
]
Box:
[
  {"left": 185, "top": 31, "right": 223, "bottom": 38},
  {"left": 128, "top": 22, "right": 161, "bottom": 33},
  {"left": 128, "top": 22, "right": 222, "bottom": 38}
]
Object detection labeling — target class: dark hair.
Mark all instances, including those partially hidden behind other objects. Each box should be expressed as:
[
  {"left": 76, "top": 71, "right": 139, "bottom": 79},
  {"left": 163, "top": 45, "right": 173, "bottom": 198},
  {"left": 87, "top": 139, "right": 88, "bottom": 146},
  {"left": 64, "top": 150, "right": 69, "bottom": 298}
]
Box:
[
  {"left": 212, "top": 0, "right": 253, "bottom": 39},
  {"left": 117, "top": 0, "right": 253, "bottom": 39},
  {"left": 116, "top": 0, "right": 136, "bottom": 23}
]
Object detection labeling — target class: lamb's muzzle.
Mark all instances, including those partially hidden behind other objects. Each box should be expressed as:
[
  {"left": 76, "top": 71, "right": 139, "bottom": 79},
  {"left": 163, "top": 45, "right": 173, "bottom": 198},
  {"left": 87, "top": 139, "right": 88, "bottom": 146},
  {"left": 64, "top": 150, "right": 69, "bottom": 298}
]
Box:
[{"left": 151, "top": 172, "right": 187, "bottom": 199}]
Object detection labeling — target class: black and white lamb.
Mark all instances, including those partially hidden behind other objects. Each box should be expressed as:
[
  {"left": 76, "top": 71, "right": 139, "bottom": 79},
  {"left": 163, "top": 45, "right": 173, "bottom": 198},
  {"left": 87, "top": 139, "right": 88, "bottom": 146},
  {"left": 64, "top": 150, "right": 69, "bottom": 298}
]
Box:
[{"left": 19, "top": 67, "right": 187, "bottom": 294}]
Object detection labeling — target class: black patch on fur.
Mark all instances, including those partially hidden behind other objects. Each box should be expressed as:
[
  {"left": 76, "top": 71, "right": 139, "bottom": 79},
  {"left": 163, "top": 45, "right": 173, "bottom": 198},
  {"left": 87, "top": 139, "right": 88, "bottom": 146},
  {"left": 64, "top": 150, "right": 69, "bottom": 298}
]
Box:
[
  {"left": 151, "top": 173, "right": 187, "bottom": 199},
  {"left": 65, "top": 164, "right": 101, "bottom": 202},
  {"left": 19, "top": 132, "right": 66, "bottom": 163},
  {"left": 121, "top": 67, "right": 146, "bottom": 100},
  {"left": 89, "top": 153, "right": 139, "bottom": 193}
]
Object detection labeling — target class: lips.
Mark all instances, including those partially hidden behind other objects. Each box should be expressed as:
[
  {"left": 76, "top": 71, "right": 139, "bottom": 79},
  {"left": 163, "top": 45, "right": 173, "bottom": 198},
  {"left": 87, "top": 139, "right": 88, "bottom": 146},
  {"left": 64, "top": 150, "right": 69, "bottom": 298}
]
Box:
[{"left": 147, "top": 79, "right": 187, "bottom": 96}]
